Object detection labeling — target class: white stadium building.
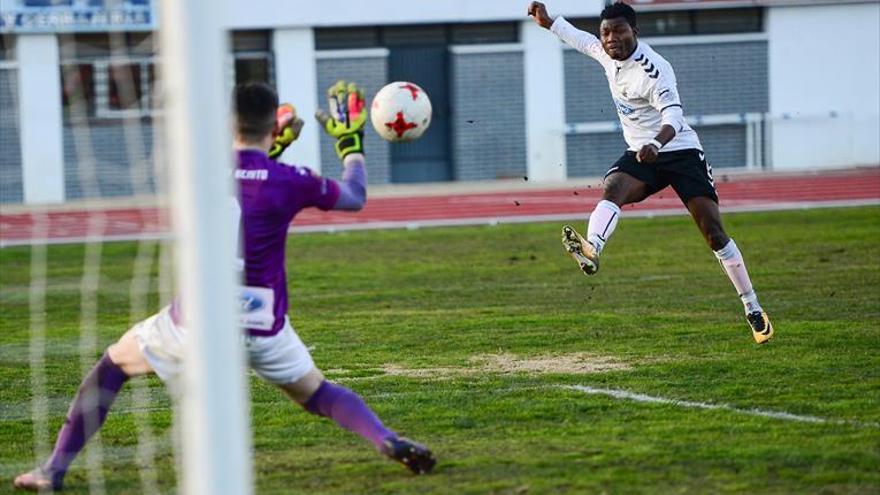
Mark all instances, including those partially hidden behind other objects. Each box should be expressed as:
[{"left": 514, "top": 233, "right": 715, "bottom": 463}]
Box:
[{"left": 0, "top": 0, "right": 878, "bottom": 204}]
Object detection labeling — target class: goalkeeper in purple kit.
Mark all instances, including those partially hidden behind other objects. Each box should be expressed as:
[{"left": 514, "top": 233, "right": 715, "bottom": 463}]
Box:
[{"left": 14, "top": 81, "right": 435, "bottom": 491}]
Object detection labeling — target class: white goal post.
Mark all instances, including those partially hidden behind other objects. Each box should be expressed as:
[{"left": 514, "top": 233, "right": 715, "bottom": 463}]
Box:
[{"left": 157, "top": 1, "right": 252, "bottom": 494}]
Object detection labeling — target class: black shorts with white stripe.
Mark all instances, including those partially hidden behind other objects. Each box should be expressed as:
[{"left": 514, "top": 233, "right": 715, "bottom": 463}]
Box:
[{"left": 605, "top": 149, "right": 719, "bottom": 204}]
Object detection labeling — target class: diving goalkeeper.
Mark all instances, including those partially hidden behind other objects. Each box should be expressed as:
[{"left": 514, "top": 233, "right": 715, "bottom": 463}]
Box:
[{"left": 14, "top": 81, "right": 435, "bottom": 491}]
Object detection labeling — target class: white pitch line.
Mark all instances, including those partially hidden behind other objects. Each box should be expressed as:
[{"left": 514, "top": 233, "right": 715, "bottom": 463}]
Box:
[{"left": 562, "top": 385, "right": 879, "bottom": 428}]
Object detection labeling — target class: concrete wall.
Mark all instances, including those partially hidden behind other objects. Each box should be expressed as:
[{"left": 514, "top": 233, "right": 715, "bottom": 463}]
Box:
[
  {"left": 564, "top": 37, "right": 769, "bottom": 176},
  {"left": 17, "top": 34, "right": 64, "bottom": 203},
  {"left": 565, "top": 132, "right": 627, "bottom": 178},
  {"left": 450, "top": 47, "right": 527, "bottom": 181},
  {"left": 0, "top": 67, "right": 22, "bottom": 204},
  {"left": 315, "top": 51, "right": 391, "bottom": 183},
  {"left": 273, "top": 28, "right": 321, "bottom": 173},
  {"left": 522, "top": 20, "right": 567, "bottom": 182},
  {"left": 768, "top": 3, "right": 880, "bottom": 169}
]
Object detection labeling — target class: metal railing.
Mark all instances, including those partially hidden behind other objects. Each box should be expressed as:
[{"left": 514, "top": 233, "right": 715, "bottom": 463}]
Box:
[
  {"left": 565, "top": 112, "right": 766, "bottom": 169},
  {"left": 564, "top": 111, "right": 856, "bottom": 171}
]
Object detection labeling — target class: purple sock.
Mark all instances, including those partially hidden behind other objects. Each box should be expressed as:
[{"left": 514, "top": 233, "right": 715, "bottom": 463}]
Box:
[
  {"left": 42, "top": 351, "right": 129, "bottom": 486},
  {"left": 303, "top": 381, "right": 395, "bottom": 449}
]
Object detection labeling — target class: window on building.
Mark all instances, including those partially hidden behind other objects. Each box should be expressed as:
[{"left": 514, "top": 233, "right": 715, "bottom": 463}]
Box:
[
  {"left": 0, "top": 35, "right": 14, "bottom": 62},
  {"left": 57, "top": 30, "right": 275, "bottom": 119},
  {"left": 61, "top": 63, "right": 96, "bottom": 116},
  {"left": 382, "top": 25, "right": 447, "bottom": 46},
  {"left": 315, "top": 27, "right": 380, "bottom": 50},
  {"left": 108, "top": 62, "right": 143, "bottom": 110},
  {"left": 125, "top": 32, "right": 154, "bottom": 56},
  {"left": 63, "top": 33, "right": 110, "bottom": 57},
  {"left": 638, "top": 11, "right": 693, "bottom": 37},
  {"left": 450, "top": 23, "right": 518, "bottom": 44},
  {"left": 232, "top": 30, "right": 271, "bottom": 52},
  {"left": 59, "top": 32, "right": 158, "bottom": 119},
  {"left": 694, "top": 8, "right": 763, "bottom": 34},
  {"left": 234, "top": 55, "right": 274, "bottom": 85},
  {"left": 569, "top": 7, "right": 763, "bottom": 37},
  {"left": 314, "top": 22, "right": 519, "bottom": 50},
  {"left": 232, "top": 31, "right": 274, "bottom": 86},
  {"left": 146, "top": 62, "right": 156, "bottom": 100}
]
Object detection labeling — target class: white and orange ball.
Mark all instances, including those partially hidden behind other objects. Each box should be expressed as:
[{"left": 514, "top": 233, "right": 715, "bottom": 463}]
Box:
[{"left": 370, "top": 81, "right": 432, "bottom": 142}]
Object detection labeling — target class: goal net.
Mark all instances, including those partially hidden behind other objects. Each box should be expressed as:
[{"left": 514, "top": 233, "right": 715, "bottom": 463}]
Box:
[{"left": 1, "top": 1, "right": 251, "bottom": 493}]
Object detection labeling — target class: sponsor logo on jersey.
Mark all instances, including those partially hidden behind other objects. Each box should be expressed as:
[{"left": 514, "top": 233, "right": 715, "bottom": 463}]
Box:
[
  {"left": 614, "top": 99, "right": 635, "bottom": 116},
  {"left": 238, "top": 286, "right": 275, "bottom": 331},
  {"left": 658, "top": 88, "right": 677, "bottom": 106},
  {"left": 240, "top": 290, "right": 266, "bottom": 313}
]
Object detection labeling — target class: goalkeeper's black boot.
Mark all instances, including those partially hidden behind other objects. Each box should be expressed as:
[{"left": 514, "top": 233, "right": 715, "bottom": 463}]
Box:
[{"left": 381, "top": 437, "right": 436, "bottom": 475}]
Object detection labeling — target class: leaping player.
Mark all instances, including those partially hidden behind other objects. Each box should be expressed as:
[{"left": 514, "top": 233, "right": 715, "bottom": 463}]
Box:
[
  {"left": 527, "top": 1, "right": 774, "bottom": 344},
  {"left": 14, "top": 81, "right": 435, "bottom": 491}
]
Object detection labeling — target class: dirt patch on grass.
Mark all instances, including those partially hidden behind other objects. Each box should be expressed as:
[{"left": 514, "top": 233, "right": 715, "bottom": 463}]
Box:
[
  {"left": 476, "top": 352, "right": 629, "bottom": 374},
  {"left": 381, "top": 364, "right": 459, "bottom": 378},
  {"left": 380, "top": 352, "right": 629, "bottom": 379}
]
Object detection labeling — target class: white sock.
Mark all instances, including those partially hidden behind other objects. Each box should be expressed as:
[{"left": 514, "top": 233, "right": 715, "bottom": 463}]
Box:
[
  {"left": 586, "top": 200, "right": 621, "bottom": 253},
  {"left": 714, "top": 239, "right": 762, "bottom": 314}
]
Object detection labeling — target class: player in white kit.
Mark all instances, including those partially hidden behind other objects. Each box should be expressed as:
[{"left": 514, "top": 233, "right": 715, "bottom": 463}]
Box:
[{"left": 528, "top": 1, "right": 774, "bottom": 344}]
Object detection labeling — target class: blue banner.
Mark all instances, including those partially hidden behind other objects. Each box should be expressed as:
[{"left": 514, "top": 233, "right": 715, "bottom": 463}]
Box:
[{"left": 0, "top": 1, "right": 155, "bottom": 33}]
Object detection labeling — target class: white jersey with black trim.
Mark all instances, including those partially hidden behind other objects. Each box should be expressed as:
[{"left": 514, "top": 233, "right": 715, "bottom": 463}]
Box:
[{"left": 551, "top": 16, "right": 702, "bottom": 153}]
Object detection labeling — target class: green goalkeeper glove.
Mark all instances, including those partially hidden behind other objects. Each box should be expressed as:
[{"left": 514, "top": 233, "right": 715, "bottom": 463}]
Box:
[
  {"left": 268, "top": 103, "right": 304, "bottom": 160},
  {"left": 315, "top": 80, "right": 367, "bottom": 160}
]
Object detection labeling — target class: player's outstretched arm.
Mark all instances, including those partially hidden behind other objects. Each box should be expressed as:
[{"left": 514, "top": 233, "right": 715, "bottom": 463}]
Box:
[
  {"left": 527, "top": 1, "right": 555, "bottom": 29},
  {"left": 529, "top": 2, "right": 604, "bottom": 60},
  {"left": 268, "top": 103, "right": 305, "bottom": 160},
  {"left": 316, "top": 80, "right": 368, "bottom": 211},
  {"left": 332, "top": 153, "right": 367, "bottom": 211}
]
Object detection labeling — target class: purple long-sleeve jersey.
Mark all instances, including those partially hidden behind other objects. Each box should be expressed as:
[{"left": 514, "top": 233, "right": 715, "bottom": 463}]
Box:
[
  {"left": 235, "top": 149, "right": 342, "bottom": 336},
  {"left": 171, "top": 149, "right": 354, "bottom": 336}
]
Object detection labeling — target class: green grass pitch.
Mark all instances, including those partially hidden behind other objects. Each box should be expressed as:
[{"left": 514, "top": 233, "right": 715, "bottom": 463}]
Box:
[{"left": 1, "top": 206, "right": 878, "bottom": 494}]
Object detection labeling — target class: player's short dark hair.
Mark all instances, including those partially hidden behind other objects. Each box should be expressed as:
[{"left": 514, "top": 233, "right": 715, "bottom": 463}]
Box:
[
  {"left": 234, "top": 82, "right": 277, "bottom": 142},
  {"left": 600, "top": 2, "right": 637, "bottom": 28}
]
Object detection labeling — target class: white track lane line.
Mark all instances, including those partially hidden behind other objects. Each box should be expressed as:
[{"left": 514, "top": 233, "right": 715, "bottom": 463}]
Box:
[
  {"left": 561, "top": 385, "right": 879, "bottom": 428},
  {"left": 2, "top": 199, "right": 878, "bottom": 248}
]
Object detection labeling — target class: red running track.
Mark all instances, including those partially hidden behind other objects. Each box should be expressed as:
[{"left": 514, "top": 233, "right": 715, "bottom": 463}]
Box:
[{"left": 2, "top": 168, "right": 878, "bottom": 246}]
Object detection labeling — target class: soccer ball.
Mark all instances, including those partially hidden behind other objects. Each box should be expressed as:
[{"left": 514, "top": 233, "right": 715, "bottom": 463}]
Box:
[{"left": 370, "top": 81, "right": 432, "bottom": 142}]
